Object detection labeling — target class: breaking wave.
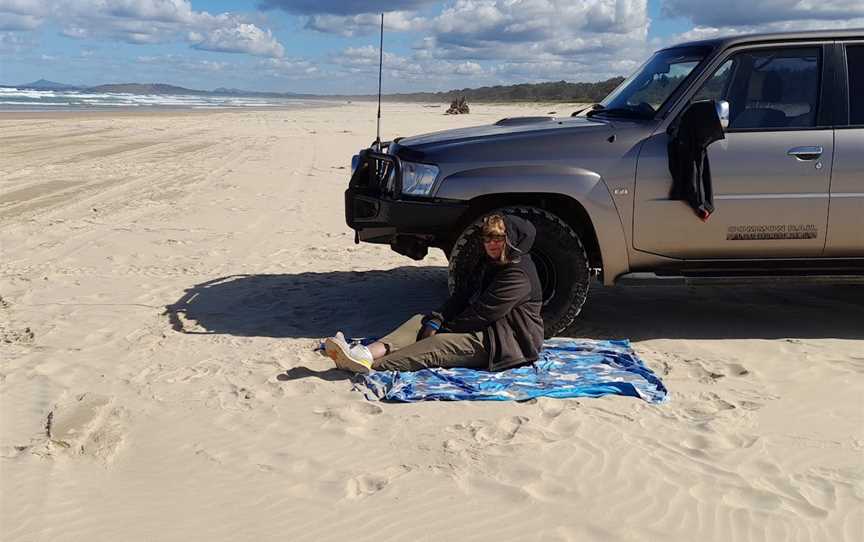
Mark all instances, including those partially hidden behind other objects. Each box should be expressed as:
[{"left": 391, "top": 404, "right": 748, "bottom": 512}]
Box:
[{"left": 0, "top": 87, "right": 320, "bottom": 110}]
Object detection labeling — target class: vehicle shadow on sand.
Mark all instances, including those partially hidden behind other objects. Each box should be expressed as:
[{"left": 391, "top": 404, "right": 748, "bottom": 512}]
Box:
[
  {"left": 572, "top": 281, "right": 864, "bottom": 340},
  {"left": 164, "top": 266, "right": 450, "bottom": 339},
  {"left": 165, "top": 267, "right": 864, "bottom": 341}
]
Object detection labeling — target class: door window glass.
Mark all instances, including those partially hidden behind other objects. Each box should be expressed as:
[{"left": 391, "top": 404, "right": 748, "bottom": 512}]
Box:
[
  {"left": 692, "top": 47, "right": 821, "bottom": 130},
  {"left": 693, "top": 59, "right": 733, "bottom": 102},
  {"left": 847, "top": 45, "right": 864, "bottom": 125}
]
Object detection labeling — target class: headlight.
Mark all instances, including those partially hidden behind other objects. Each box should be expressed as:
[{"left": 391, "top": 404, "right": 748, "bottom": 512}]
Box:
[{"left": 401, "top": 161, "right": 439, "bottom": 196}]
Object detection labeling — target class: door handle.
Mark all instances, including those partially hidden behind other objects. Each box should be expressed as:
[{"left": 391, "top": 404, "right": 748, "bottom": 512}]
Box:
[{"left": 787, "top": 146, "right": 823, "bottom": 161}]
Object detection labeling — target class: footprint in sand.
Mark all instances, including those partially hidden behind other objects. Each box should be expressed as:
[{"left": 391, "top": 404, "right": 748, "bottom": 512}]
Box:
[
  {"left": 344, "top": 465, "right": 411, "bottom": 499},
  {"left": 314, "top": 402, "right": 383, "bottom": 426},
  {"left": 46, "top": 392, "right": 128, "bottom": 463},
  {"left": 681, "top": 356, "right": 751, "bottom": 383},
  {"left": 536, "top": 397, "right": 566, "bottom": 419},
  {"left": 680, "top": 392, "right": 738, "bottom": 422},
  {"left": 681, "top": 432, "right": 760, "bottom": 457},
  {"left": 450, "top": 416, "right": 530, "bottom": 446}
]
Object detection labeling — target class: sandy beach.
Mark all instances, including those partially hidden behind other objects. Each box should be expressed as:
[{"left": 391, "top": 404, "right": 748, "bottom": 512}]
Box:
[{"left": 1, "top": 102, "right": 862, "bottom": 541}]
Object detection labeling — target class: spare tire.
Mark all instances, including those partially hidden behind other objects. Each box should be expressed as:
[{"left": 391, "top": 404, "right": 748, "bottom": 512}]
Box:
[{"left": 448, "top": 206, "right": 590, "bottom": 337}]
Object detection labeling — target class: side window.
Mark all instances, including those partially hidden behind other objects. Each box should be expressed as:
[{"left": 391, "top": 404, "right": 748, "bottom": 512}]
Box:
[
  {"left": 693, "top": 59, "right": 734, "bottom": 102},
  {"left": 693, "top": 47, "right": 821, "bottom": 130},
  {"left": 847, "top": 45, "right": 864, "bottom": 125}
]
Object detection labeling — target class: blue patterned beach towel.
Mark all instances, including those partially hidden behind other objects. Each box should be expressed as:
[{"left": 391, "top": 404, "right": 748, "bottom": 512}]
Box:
[{"left": 358, "top": 338, "right": 667, "bottom": 403}]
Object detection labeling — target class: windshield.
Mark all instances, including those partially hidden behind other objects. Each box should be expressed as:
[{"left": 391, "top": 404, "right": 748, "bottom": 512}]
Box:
[{"left": 596, "top": 46, "right": 711, "bottom": 118}]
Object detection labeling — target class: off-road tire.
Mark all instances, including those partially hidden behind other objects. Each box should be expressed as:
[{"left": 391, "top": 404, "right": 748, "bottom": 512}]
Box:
[{"left": 448, "top": 206, "right": 590, "bottom": 338}]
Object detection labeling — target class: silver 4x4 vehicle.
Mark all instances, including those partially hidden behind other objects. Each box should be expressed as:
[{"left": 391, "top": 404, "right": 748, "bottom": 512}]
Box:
[{"left": 345, "top": 30, "right": 864, "bottom": 336}]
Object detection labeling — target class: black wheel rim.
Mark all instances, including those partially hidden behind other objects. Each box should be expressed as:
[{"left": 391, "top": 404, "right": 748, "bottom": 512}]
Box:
[{"left": 531, "top": 248, "right": 557, "bottom": 306}]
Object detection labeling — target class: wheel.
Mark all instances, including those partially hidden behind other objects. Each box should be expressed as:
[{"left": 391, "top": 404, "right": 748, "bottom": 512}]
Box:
[{"left": 448, "top": 206, "right": 591, "bottom": 338}]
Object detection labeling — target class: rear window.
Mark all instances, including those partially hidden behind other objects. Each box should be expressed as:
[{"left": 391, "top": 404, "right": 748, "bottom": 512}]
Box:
[{"left": 848, "top": 45, "right": 864, "bottom": 125}]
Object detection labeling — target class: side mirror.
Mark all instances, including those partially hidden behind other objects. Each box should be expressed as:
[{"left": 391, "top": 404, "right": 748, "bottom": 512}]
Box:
[{"left": 715, "top": 100, "right": 730, "bottom": 130}]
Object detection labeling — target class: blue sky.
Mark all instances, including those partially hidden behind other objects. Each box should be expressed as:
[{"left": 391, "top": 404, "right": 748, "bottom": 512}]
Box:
[{"left": 0, "top": 1, "right": 862, "bottom": 94}]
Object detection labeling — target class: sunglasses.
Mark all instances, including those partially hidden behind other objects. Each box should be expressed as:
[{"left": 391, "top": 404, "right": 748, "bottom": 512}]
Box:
[{"left": 482, "top": 234, "right": 506, "bottom": 244}]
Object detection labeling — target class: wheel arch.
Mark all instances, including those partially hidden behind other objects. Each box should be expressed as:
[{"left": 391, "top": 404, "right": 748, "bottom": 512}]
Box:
[
  {"left": 435, "top": 167, "right": 630, "bottom": 285},
  {"left": 462, "top": 194, "right": 600, "bottom": 268}
]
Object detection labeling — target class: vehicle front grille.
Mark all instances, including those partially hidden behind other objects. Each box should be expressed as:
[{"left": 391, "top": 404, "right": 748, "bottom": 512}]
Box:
[
  {"left": 349, "top": 149, "right": 400, "bottom": 197},
  {"left": 352, "top": 198, "right": 379, "bottom": 219}
]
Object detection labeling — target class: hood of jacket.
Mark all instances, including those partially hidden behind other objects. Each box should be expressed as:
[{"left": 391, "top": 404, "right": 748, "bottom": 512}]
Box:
[{"left": 503, "top": 215, "right": 536, "bottom": 260}]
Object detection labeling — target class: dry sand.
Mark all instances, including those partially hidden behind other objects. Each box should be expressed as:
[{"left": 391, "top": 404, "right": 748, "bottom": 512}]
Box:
[{"left": 0, "top": 102, "right": 862, "bottom": 542}]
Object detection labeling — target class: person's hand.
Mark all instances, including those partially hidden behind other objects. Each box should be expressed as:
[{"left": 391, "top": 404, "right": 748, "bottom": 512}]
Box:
[{"left": 418, "top": 324, "right": 438, "bottom": 340}]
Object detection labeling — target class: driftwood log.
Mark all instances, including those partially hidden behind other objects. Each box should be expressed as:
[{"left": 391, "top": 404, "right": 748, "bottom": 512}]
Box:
[{"left": 445, "top": 96, "right": 470, "bottom": 115}]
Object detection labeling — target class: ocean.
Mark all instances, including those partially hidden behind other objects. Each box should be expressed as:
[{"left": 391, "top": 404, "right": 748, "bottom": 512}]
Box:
[{"left": 0, "top": 87, "right": 325, "bottom": 111}]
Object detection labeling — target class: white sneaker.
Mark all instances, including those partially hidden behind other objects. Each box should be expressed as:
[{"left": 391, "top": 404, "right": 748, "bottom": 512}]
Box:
[{"left": 324, "top": 336, "right": 374, "bottom": 374}]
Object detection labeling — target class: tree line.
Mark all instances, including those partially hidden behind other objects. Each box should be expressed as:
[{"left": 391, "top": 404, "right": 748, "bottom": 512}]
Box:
[{"left": 379, "top": 77, "right": 626, "bottom": 103}]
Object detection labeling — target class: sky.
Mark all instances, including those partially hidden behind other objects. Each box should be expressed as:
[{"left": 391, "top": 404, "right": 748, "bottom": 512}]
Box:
[{"left": 0, "top": 1, "right": 862, "bottom": 94}]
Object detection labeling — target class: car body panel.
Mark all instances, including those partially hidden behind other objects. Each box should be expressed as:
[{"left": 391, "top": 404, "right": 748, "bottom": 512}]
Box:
[
  {"left": 632, "top": 38, "right": 839, "bottom": 260},
  {"left": 633, "top": 129, "right": 833, "bottom": 258},
  {"left": 395, "top": 115, "right": 606, "bottom": 149},
  {"left": 825, "top": 127, "right": 864, "bottom": 255},
  {"left": 425, "top": 120, "right": 653, "bottom": 284}
]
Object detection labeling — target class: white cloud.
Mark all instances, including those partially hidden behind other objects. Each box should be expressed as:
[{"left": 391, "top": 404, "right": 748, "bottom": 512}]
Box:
[
  {"left": 61, "top": 25, "right": 90, "bottom": 38},
  {"left": 395, "top": 0, "right": 650, "bottom": 88},
  {"left": 452, "top": 60, "right": 483, "bottom": 75},
  {"left": 330, "top": 44, "right": 494, "bottom": 85},
  {"left": 662, "top": 0, "right": 864, "bottom": 27},
  {"left": 258, "top": 0, "right": 437, "bottom": 16},
  {"left": 0, "top": 29, "right": 31, "bottom": 52},
  {"left": 257, "top": 57, "right": 320, "bottom": 79},
  {"left": 5, "top": 0, "right": 861, "bottom": 93},
  {"left": 135, "top": 53, "right": 229, "bottom": 72},
  {"left": 0, "top": 0, "right": 286, "bottom": 57},
  {"left": 190, "top": 22, "right": 284, "bottom": 57},
  {"left": 664, "top": 0, "right": 864, "bottom": 44},
  {"left": 0, "top": 0, "right": 49, "bottom": 17},
  {"left": 96, "top": 0, "right": 195, "bottom": 23},
  {"left": 0, "top": 11, "right": 40, "bottom": 30},
  {"left": 428, "top": 0, "right": 648, "bottom": 51},
  {"left": 303, "top": 0, "right": 652, "bottom": 85},
  {"left": 305, "top": 11, "right": 425, "bottom": 37}
]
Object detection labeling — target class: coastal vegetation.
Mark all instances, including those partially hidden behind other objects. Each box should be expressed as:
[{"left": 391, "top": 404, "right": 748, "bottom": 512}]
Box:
[
  {"left": 7, "top": 77, "right": 626, "bottom": 104},
  {"left": 381, "top": 77, "right": 625, "bottom": 103}
]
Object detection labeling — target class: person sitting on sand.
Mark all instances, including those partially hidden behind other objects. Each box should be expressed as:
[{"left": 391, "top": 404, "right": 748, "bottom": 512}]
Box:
[{"left": 324, "top": 213, "right": 544, "bottom": 373}]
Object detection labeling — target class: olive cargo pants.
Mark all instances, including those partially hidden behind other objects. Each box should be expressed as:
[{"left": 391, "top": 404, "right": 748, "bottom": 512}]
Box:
[{"left": 372, "top": 314, "right": 488, "bottom": 372}]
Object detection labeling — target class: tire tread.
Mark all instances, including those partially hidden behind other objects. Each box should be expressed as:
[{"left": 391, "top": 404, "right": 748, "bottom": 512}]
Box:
[{"left": 448, "top": 206, "right": 590, "bottom": 337}]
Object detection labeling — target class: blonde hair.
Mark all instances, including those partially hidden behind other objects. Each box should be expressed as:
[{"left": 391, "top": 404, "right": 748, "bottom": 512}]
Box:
[{"left": 481, "top": 214, "right": 510, "bottom": 264}]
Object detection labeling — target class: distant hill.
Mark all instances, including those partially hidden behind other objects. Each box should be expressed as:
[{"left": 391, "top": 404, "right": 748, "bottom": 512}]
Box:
[
  {"left": 87, "top": 83, "right": 208, "bottom": 95},
  {"left": 19, "top": 79, "right": 80, "bottom": 90},
  {"left": 212, "top": 87, "right": 307, "bottom": 98},
  {"left": 87, "top": 83, "right": 318, "bottom": 99}
]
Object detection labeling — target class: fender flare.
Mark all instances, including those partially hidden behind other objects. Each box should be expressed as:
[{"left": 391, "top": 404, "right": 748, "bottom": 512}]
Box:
[{"left": 435, "top": 165, "right": 630, "bottom": 284}]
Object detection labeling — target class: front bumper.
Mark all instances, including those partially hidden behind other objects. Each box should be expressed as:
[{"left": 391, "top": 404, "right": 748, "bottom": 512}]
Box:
[{"left": 344, "top": 148, "right": 468, "bottom": 257}]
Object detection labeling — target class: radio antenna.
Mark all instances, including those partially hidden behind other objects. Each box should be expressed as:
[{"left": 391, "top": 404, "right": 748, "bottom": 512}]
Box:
[{"left": 375, "top": 12, "right": 384, "bottom": 151}]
